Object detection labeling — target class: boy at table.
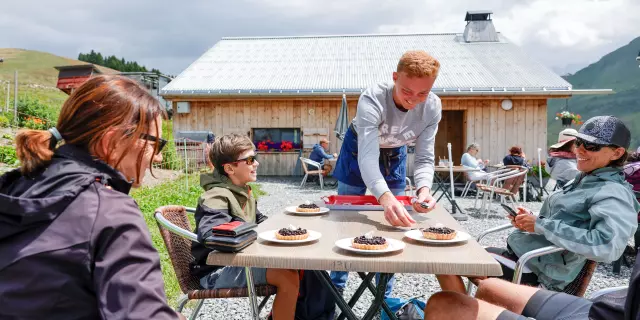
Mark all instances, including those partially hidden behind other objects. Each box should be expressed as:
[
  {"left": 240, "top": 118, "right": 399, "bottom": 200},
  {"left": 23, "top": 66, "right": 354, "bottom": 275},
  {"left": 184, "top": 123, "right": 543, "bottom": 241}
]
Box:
[
  {"left": 190, "top": 133, "right": 300, "bottom": 319},
  {"left": 332, "top": 50, "right": 461, "bottom": 297}
]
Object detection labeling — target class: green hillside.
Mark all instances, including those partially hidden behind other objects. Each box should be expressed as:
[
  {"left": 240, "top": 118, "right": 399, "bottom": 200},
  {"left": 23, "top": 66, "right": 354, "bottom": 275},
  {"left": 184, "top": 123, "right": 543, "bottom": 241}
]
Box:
[
  {"left": 0, "top": 49, "right": 117, "bottom": 109},
  {"left": 548, "top": 37, "right": 640, "bottom": 148}
]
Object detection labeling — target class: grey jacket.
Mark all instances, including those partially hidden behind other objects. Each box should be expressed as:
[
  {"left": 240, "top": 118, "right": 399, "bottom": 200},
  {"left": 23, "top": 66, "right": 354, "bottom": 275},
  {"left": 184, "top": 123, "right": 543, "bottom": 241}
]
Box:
[{"left": 508, "top": 167, "right": 639, "bottom": 291}]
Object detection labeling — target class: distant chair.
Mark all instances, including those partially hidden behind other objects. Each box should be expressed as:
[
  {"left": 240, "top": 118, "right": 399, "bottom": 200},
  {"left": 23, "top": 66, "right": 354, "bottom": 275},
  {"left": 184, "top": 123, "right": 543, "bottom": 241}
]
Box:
[{"left": 299, "top": 157, "right": 324, "bottom": 190}]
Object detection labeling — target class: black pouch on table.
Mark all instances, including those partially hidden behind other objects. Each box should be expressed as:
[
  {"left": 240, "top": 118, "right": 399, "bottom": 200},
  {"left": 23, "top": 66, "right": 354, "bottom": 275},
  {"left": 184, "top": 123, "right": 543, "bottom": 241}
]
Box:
[{"left": 204, "top": 230, "right": 258, "bottom": 253}]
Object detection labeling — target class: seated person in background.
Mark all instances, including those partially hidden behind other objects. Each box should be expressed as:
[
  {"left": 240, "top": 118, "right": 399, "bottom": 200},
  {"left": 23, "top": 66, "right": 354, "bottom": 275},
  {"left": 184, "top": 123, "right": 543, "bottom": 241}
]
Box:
[
  {"left": 309, "top": 138, "right": 337, "bottom": 176},
  {"left": 191, "top": 134, "right": 300, "bottom": 320},
  {"left": 425, "top": 246, "right": 640, "bottom": 320},
  {"left": 503, "top": 146, "right": 527, "bottom": 166},
  {"left": 461, "top": 142, "right": 490, "bottom": 181},
  {"left": 439, "top": 116, "right": 639, "bottom": 293},
  {"left": 547, "top": 128, "right": 579, "bottom": 188}
]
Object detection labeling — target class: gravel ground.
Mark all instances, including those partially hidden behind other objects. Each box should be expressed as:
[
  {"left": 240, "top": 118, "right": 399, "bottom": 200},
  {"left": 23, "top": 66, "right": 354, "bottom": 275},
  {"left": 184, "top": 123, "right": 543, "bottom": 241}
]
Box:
[{"left": 187, "top": 177, "right": 635, "bottom": 320}]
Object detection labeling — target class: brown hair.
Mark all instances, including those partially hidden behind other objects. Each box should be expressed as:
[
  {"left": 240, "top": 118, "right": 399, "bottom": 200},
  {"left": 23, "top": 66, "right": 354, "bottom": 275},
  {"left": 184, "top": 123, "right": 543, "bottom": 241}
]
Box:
[
  {"left": 609, "top": 150, "right": 629, "bottom": 168},
  {"left": 209, "top": 134, "right": 255, "bottom": 175},
  {"left": 15, "top": 75, "right": 167, "bottom": 181},
  {"left": 509, "top": 146, "right": 523, "bottom": 156},
  {"left": 397, "top": 50, "right": 440, "bottom": 78}
]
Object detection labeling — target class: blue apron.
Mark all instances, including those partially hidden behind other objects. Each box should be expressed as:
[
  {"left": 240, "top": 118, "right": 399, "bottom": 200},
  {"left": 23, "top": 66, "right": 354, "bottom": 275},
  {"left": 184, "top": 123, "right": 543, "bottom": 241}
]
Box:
[{"left": 333, "top": 125, "right": 407, "bottom": 190}]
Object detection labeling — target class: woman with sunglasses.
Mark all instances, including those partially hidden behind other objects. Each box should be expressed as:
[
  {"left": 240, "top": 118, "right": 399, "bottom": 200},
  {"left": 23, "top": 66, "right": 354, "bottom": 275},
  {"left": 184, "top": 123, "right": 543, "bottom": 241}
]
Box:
[
  {"left": 438, "top": 116, "right": 639, "bottom": 297},
  {"left": 0, "top": 76, "right": 181, "bottom": 319}
]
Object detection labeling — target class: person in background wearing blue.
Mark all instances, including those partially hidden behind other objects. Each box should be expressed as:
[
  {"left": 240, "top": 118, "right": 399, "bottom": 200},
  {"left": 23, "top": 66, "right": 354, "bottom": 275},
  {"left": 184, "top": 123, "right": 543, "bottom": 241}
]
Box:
[
  {"left": 309, "top": 138, "right": 337, "bottom": 176},
  {"left": 503, "top": 146, "right": 528, "bottom": 166}
]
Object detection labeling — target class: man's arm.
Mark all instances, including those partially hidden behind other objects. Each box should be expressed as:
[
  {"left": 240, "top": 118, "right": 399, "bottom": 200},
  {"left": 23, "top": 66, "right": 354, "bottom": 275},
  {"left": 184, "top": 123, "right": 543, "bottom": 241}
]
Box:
[
  {"left": 413, "top": 99, "right": 442, "bottom": 194},
  {"left": 318, "top": 147, "right": 335, "bottom": 160},
  {"left": 354, "top": 94, "right": 387, "bottom": 199}
]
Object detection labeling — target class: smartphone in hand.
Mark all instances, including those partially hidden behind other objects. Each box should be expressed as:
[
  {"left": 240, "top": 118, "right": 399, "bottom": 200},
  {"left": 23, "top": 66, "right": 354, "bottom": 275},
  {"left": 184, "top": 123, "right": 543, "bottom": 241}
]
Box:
[{"left": 501, "top": 203, "right": 518, "bottom": 218}]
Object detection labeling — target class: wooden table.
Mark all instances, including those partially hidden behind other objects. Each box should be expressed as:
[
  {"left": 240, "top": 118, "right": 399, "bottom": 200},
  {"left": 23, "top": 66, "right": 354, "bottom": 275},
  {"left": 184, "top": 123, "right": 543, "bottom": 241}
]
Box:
[
  {"left": 433, "top": 166, "right": 481, "bottom": 220},
  {"left": 207, "top": 206, "right": 502, "bottom": 319}
]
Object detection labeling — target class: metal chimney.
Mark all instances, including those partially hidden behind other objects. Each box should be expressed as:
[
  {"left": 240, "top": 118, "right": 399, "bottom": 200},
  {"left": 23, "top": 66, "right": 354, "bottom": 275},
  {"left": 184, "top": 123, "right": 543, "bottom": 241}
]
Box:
[{"left": 463, "top": 10, "right": 499, "bottom": 43}]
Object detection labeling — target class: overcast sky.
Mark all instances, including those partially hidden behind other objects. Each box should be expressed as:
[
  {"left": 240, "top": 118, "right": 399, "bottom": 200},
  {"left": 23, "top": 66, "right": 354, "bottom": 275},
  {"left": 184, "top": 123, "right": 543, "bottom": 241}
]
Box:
[{"left": 2, "top": 0, "right": 638, "bottom": 76}]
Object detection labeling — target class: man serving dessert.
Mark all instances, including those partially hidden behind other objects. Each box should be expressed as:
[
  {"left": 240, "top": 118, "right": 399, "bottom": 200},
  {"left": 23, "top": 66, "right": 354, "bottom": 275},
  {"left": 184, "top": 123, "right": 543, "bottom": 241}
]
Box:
[{"left": 331, "top": 50, "right": 443, "bottom": 297}]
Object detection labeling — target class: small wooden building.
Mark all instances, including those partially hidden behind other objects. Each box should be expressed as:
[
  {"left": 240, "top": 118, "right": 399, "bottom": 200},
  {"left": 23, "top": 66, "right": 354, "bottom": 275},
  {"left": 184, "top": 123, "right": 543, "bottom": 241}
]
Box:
[{"left": 161, "top": 11, "right": 606, "bottom": 176}]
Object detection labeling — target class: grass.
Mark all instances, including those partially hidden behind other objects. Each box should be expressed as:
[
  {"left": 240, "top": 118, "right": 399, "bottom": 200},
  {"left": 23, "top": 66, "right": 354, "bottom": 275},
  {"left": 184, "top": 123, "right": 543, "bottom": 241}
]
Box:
[{"left": 131, "top": 174, "right": 266, "bottom": 306}]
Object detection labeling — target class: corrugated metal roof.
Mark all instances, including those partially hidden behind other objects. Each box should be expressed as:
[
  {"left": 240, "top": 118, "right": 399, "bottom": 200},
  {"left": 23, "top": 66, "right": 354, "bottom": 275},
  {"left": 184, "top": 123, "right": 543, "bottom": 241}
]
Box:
[{"left": 161, "top": 33, "right": 572, "bottom": 97}]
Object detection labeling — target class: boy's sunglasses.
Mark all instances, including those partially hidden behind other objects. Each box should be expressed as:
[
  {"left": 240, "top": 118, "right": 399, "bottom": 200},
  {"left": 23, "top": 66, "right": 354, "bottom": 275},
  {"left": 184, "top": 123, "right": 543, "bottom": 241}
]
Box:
[
  {"left": 140, "top": 133, "right": 167, "bottom": 155},
  {"left": 226, "top": 155, "right": 258, "bottom": 166},
  {"left": 575, "top": 138, "right": 617, "bottom": 152}
]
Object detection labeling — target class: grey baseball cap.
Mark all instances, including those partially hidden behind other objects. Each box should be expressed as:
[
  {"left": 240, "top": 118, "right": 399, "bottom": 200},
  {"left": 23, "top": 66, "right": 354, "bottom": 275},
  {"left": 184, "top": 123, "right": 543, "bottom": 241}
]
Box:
[{"left": 564, "top": 116, "right": 631, "bottom": 149}]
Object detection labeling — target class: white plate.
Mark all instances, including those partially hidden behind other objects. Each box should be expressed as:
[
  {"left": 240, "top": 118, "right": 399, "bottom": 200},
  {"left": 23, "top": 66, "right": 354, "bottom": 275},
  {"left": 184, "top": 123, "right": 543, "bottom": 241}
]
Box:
[
  {"left": 258, "top": 229, "right": 322, "bottom": 244},
  {"left": 335, "top": 237, "right": 405, "bottom": 255},
  {"left": 404, "top": 229, "right": 471, "bottom": 244},
  {"left": 285, "top": 206, "right": 330, "bottom": 215}
]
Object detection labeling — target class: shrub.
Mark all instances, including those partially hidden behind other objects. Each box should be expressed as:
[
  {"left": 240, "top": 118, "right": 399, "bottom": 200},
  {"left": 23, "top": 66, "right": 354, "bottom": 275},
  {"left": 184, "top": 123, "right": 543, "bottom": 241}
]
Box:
[
  {"left": 0, "top": 115, "right": 10, "bottom": 128},
  {"left": 17, "top": 97, "right": 58, "bottom": 128},
  {"left": 159, "top": 121, "right": 182, "bottom": 171},
  {"left": 0, "top": 146, "right": 18, "bottom": 165}
]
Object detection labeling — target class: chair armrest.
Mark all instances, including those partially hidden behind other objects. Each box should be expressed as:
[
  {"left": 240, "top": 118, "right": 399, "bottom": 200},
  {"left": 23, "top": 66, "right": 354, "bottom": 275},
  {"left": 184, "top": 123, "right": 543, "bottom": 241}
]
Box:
[
  {"left": 186, "top": 207, "right": 196, "bottom": 213},
  {"left": 513, "top": 246, "right": 565, "bottom": 284},
  {"left": 307, "top": 160, "right": 321, "bottom": 170},
  {"left": 588, "top": 286, "right": 628, "bottom": 299},
  {"left": 155, "top": 211, "right": 198, "bottom": 242},
  {"left": 476, "top": 223, "right": 514, "bottom": 243}
]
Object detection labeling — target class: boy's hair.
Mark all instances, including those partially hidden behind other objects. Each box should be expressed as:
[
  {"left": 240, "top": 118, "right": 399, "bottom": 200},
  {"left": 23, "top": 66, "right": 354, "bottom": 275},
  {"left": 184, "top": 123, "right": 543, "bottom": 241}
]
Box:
[
  {"left": 397, "top": 50, "right": 440, "bottom": 78},
  {"left": 209, "top": 134, "right": 255, "bottom": 175}
]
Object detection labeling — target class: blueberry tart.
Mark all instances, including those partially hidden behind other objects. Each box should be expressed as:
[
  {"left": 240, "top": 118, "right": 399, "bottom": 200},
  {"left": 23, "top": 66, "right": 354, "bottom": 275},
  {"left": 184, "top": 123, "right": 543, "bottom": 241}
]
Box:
[
  {"left": 296, "top": 201, "right": 320, "bottom": 213},
  {"left": 352, "top": 231, "right": 388, "bottom": 250},
  {"left": 276, "top": 225, "right": 309, "bottom": 240},
  {"left": 421, "top": 224, "right": 457, "bottom": 240}
]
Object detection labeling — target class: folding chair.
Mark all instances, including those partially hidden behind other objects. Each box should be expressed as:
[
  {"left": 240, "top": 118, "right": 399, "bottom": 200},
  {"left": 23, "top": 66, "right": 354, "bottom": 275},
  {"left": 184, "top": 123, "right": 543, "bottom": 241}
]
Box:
[
  {"left": 154, "top": 205, "right": 276, "bottom": 320},
  {"left": 477, "top": 167, "right": 528, "bottom": 219},
  {"left": 299, "top": 157, "right": 324, "bottom": 190},
  {"left": 467, "top": 223, "right": 597, "bottom": 298}
]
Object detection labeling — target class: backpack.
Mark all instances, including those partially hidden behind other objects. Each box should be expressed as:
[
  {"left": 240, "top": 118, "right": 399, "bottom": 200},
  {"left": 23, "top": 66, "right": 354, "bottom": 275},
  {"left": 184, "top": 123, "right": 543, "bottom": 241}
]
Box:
[
  {"left": 295, "top": 271, "right": 337, "bottom": 320},
  {"left": 381, "top": 296, "right": 426, "bottom": 320}
]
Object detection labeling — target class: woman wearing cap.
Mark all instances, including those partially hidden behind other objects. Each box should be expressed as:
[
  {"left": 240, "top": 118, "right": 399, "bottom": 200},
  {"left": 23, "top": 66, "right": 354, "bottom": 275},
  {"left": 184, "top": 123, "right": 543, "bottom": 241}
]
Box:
[
  {"left": 547, "top": 128, "right": 580, "bottom": 188},
  {"left": 438, "top": 116, "right": 639, "bottom": 297},
  {"left": 0, "top": 76, "right": 181, "bottom": 319}
]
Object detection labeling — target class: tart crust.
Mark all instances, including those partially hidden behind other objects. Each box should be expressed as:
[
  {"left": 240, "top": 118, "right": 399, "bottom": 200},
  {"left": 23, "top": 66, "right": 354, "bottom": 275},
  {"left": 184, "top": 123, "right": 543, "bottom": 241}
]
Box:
[
  {"left": 422, "top": 229, "right": 457, "bottom": 240},
  {"left": 351, "top": 241, "right": 389, "bottom": 250}
]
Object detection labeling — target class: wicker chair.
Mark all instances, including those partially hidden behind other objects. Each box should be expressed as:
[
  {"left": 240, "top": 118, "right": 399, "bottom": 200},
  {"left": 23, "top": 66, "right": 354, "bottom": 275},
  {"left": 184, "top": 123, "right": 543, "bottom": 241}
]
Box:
[
  {"left": 155, "top": 205, "right": 277, "bottom": 320},
  {"left": 468, "top": 223, "right": 597, "bottom": 297}
]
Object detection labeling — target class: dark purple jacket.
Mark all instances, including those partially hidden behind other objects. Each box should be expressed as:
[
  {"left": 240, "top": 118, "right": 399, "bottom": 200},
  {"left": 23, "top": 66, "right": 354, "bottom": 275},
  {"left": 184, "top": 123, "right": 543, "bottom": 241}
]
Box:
[
  {"left": 590, "top": 249, "right": 639, "bottom": 320},
  {"left": 0, "top": 145, "right": 178, "bottom": 319}
]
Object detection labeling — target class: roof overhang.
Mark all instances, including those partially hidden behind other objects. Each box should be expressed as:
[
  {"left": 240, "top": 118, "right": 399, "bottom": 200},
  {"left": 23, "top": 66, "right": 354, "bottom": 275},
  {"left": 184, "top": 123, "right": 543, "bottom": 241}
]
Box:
[{"left": 161, "top": 88, "right": 613, "bottom": 99}]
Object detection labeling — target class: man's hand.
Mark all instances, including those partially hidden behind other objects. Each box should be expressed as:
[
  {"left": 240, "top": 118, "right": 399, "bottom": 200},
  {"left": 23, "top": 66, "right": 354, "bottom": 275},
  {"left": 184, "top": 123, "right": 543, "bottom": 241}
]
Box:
[
  {"left": 412, "top": 187, "right": 436, "bottom": 213},
  {"left": 333, "top": 153, "right": 338, "bottom": 158},
  {"left": 379, "top": 192, "right": 415, "bottom": 227}
]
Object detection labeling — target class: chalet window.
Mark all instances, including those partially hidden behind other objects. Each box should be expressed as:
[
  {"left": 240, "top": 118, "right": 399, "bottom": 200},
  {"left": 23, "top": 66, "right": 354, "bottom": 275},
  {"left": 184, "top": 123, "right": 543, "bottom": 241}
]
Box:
[{"left": 252, "top": 128, "right": 302, "bottom": 152}]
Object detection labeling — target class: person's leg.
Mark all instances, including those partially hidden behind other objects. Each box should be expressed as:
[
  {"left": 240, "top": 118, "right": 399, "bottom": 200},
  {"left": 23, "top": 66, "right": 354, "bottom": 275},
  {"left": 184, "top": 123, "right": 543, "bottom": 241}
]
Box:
[
  {"left": 266, "top": 268, "right": 300, "bottom": 320},
  {"left": 475, "top": 278, "right": 539, "bottom": 315},
  {"left": 424, "top": 291, "right": 510, "bottom": 320},
  {"left": 435, "top": 275, "right": 467, "bottom": 294},
  {"left": 331, "top": 182, "right": 368, "bottom": 292}
]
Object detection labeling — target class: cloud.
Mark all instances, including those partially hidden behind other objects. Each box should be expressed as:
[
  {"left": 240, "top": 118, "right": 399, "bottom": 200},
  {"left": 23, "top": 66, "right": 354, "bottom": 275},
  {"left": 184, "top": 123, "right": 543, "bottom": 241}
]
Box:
[{"left": 0, "top": 0, "right": 638, "bottom": 76}]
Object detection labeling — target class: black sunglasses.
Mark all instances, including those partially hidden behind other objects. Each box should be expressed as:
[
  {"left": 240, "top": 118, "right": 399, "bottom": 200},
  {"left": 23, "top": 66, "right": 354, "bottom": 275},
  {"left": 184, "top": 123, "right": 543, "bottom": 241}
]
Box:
[
  {"left": 140, "top": 133, "right": 167, "bottom": 154},
  {"left": 226, "top": 155, "right": 258, "bottom": 166},
  {"left": 575, "top": 138, "right": 617, "bottom": 152}
]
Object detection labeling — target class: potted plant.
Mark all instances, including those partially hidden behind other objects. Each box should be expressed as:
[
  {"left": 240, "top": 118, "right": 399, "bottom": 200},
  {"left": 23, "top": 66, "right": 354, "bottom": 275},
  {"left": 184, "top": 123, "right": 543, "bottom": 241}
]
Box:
[{"left": 555, "top": 111, "right": 583, "bottom": 127}]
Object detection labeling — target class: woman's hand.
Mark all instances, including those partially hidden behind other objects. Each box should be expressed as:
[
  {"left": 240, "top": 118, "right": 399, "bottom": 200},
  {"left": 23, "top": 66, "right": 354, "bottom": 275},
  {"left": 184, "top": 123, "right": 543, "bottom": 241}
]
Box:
[{"left": 509, "top": 207, "right": 536, "bottom": 232}]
